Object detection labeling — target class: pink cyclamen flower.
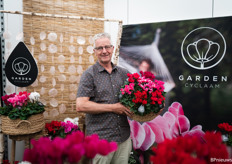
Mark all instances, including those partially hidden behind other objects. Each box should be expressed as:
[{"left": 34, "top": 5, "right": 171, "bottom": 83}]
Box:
[
  {"left": 84, "top": 134, "right": 118, "bottom": 158},
  {"left": 97, "top": 139, "right": 118, "bottom": 156},
  {"left": 122, "top": 83, "right": 135, "bottom": 95},
  {"left": 7, "top": 93, "right": 29, "bottom": 107},
  {"left": 24, "top": 131, "right": 117, "bottom": 164},
  {"left": 61, "top": 121, "right": 79, "bottom": 133},
  {"left": 67, "top": 144, "right": 85, "bottom": 163},
  {"left": 129, "top": 122, "right": 157, "bottom": 151},
  {"left": 128, "top": 102, "right": 205, "bottom": 151}
]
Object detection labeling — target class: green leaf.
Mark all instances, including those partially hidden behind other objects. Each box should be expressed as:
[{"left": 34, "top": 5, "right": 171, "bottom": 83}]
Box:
[{"left": 59, "top": 129, "right": 66, "bottom": 138}]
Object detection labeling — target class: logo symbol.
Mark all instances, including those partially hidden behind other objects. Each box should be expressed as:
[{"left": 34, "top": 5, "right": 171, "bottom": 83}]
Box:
[
  {"left": 12, "top": 57, "right": 31, "bottom": 75},
  {"left": 181, "top": 27, "right": 226, "bottom": 70}
]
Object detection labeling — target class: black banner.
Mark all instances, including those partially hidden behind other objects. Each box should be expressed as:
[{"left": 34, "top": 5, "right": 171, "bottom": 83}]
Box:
[{"left": 119, "top": 16, "right": 232, "bottom": 130}]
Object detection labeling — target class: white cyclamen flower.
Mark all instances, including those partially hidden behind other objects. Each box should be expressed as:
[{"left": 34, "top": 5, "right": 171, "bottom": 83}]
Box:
[
  {"left": 73, "top": 117, "right": 79, "bottom": 126},
  {"left": 64, "top": 117, "right": 79, "bottom": 126},
  {"left": 64, "top": 117, "right": 74, "bottom": 123},
  {"left": 138, "top": 105, "right": 145, "bottom": 113},
  {"left": 18, "top": 162, "right": 32, "bottom": 164},
  {"left": 29, "top": 92, "right": 40, "bottom": 102}
]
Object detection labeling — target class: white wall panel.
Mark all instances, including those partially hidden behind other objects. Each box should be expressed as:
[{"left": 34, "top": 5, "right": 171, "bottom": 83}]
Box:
[
  {"left": 104, "top": 0, "right": 128, "bottom": 23},
  {"left": 214, "top": 0, "right": 232, "bottom": 17},
  {"left": 105, "top": 0, "right": 232, "bottom": 25},
  {"left": 127, "top": 0, "right": 213, "bottom": 24}
]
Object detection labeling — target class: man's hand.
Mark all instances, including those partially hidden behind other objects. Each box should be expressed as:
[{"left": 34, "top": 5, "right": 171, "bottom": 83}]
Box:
[{"left": 113, "top": 103, "right": 133, "bottom": 117}]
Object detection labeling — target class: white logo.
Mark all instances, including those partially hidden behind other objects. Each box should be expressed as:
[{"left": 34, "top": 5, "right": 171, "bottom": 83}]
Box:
[
  {"left": 181, "top": 27, "right": 226, "bottom": 70},
  {"left": 12, "top": 57, "right": 31, "bottom": 75}
]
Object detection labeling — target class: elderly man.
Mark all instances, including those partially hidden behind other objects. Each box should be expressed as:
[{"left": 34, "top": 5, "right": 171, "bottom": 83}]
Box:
[{"left": 76, "top": 32, "right": 132, "bottom": 164}]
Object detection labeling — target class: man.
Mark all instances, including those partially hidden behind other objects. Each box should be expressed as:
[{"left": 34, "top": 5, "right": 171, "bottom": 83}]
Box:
[
  {"left": 76, "top": 33, "right": 132, "bottom": 164},
  {"left": 138, "top": 58, "right": 154, "bottom": 73}
]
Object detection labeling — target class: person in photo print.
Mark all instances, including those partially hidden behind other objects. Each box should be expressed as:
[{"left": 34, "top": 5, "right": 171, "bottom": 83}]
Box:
[{"left": 76, "top": 32, "right": 132, "bottom": 164}]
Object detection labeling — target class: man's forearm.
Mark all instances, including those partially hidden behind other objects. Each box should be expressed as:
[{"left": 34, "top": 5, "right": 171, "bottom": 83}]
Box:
[
  {"left": 76, "top": 97, "right": 116, "bottom": 114},
  {"left": 76, "top": 97, "right": 133, "bottom": 117}
]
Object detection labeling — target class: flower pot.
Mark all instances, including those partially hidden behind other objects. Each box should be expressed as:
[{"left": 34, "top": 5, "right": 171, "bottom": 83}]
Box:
[
  {"left": 129, "top": 112, "right": 158, "bottom": 122},
  {"left": 0, "top": 113, "right": 45, "bottom": 135},
  {"left": 227, "top": 146, "right": 232, "bottom": 158},
  {"left": 129, "top": 108, "right": 164, "bottom": 122}
]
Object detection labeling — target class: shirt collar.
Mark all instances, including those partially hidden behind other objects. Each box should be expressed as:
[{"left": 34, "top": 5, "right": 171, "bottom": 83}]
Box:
[{"left": 96, "top": 61, "right": 117, "bottom": 72}]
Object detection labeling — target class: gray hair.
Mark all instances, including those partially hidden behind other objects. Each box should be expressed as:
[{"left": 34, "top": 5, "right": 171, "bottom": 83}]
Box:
[{"left": 93, "top": 32, "right": 112, "bottom": 48}]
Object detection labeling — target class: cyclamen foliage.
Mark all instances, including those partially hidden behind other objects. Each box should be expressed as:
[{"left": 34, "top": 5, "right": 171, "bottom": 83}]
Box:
[
  {"left": 45, "top": 120, "right": 79, "bottom": 139},
  {"left": 218, "top": 122, "right": 232, "bottom": 146},
  {"left": 0, "top": 91, "right": 45, "bottom": 120},
  {"left": 23, "top": 131, "right": 118, "bottom": 164},
  {"left": 150, "top": 131, "right": 229, "bottom": 164},
  {"left": 120, "top": 71, "right": 165, "bottom": 116}
]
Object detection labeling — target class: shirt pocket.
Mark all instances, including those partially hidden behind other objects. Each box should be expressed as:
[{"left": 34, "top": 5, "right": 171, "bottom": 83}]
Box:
[{"left": 94, "top": 85, "right": 111, "bottom": 103}]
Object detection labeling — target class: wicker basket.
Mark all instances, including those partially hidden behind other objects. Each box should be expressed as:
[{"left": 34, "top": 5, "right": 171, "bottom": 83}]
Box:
[
  {"left": 129, "top": 113, "right": 157, "bottom": 122},
  {"left": 0, "top": 113, "right": 45, "bottom": 135},
  {"left": 129, "top": 108, "right": 164, "bottom": 122}
]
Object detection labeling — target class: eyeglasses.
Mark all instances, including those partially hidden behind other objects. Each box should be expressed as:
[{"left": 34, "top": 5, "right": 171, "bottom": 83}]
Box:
[{"left": 94, "top": 45, "right": 113, "bottom": 51}]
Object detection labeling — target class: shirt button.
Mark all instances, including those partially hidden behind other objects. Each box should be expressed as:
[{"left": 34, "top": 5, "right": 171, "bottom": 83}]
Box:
[{"left": 118, "top": 115, "right": 120, "bottom": 118}]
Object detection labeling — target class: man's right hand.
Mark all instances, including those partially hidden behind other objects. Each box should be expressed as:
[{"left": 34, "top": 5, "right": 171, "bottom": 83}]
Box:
[{"left": 113, "top": 103, "right": 133, "bottom": 118}]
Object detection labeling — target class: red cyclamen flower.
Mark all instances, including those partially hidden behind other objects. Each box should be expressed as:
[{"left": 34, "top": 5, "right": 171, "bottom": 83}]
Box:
[{"left": 218, "top": 122, "right": 232, "bottom": 133}]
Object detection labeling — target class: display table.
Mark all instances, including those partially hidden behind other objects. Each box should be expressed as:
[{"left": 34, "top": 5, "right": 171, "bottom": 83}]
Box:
[{"left": 9, "top": 130, "right": 44, "bottom": 164}]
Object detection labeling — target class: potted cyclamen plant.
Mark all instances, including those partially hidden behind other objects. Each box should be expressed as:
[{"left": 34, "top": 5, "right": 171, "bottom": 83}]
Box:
[
  {"left": 119, "top": 71, "right": 166, "bottom": 122},
  {"left": 0, "top": 91, "right": 45, "bottom": 135},
  {"left": 218, "top": 122, "right": 232, "bottom": 158},
  {"left": 45, "top": 118, "right": 80, "bottom": 139}
]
